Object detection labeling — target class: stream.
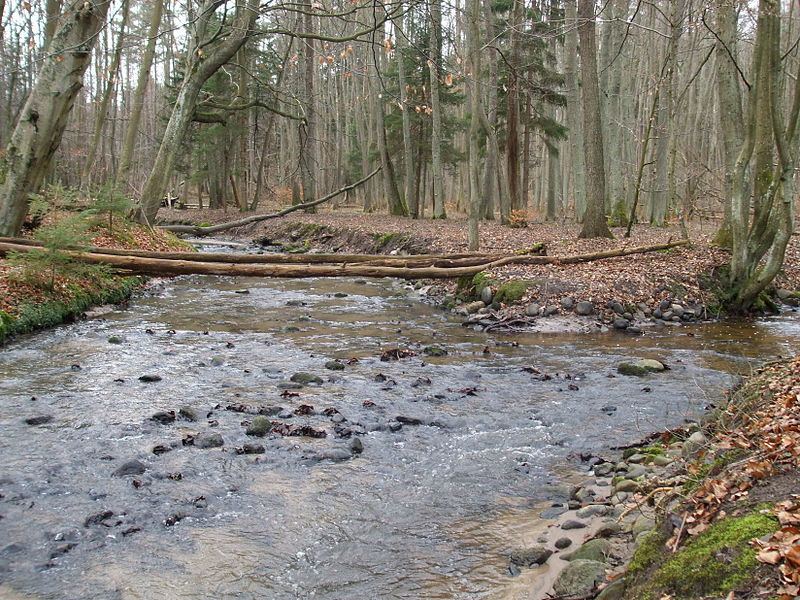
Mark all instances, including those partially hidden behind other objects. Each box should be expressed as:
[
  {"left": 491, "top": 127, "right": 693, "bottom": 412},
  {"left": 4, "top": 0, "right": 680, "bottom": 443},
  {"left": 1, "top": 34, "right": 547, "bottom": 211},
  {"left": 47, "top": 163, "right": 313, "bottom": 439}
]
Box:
[{"left": 1, "top": 273, "right": 799, "bottom": 599}]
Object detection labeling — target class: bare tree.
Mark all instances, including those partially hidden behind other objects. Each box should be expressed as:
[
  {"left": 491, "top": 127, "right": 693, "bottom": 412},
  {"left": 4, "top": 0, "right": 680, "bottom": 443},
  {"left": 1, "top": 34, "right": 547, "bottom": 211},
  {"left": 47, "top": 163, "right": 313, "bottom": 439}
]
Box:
[{"left": 0, "top": 0, "right": 110, "bottom": 237}]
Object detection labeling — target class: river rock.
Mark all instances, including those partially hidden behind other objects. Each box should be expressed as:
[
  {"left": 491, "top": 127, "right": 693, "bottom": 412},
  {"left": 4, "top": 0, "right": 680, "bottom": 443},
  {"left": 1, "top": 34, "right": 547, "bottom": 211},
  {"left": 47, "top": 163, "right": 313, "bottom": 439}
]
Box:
[
  {"left": 561, "top": 519, "right": 587, "bottom": 530},
  {"left": 480, "top": 286, "right": 494, "bottom": 304},
  {"left": 652, "top": 455, "right": 673, "bottom": 467},
  {"left": 108, "top": 336, "right": 124, "bottom": 344},
  {"left": 555, "top": 537, "right": 572, "bottom": 549},
  {"left": 194, "top": 433, "right": 224, "bottom": 449},
  {"left": 576, "top": 504, "right": 610, "bottom": 519},
  {"left": 595, "top": 577, "right": 626, "bottom": 600},
  {"left": 564, "top": 539, "right": 611, "bottom": 563},
  {"left": 561, "top": 297, "right": 575, "bottom": 309},
  {"left": 290, "top": 372, "right": 323, "bottom": 385},
  {"left": 350, "top": 437, "right": 364, "bottom": 454},
  {"left": 540, "top": 505, "right": 568, "bottom": 519},
  {"left": 613, "top": 318, "right": 629, "bottom": 329},
  {"left": 509, "top": 545, "right": 553, "bottom": 567},
  {"left": 423, "top": 346, "right": 448, "bottom": 357},
  {"left": 150, "top": 411, "right": 175, "bottom": 425},
  {"left": 526, "top": 303, "right": 541, "bottom": 317},
  {"left": 575, "top": 301, "right": 594, "bottom": 315},
  {"left": 613, "top": 479, "right": 639, "bottom": 494},
  {"left": 553, "top": 559, "right": 607, "bottom": 597},
  {"left": 24, "top": 415, "right": 53, "bottom": 426},
  {"left": 544, "top": 305, "right": 559, "bottom": 316},
  {"left": 610, "top": 301, "right": 624, "bottom": 315},
  {"left": 138, "top": 374, "right": 162, "bottom": 383},
  {"left": 595, "top": 522, "right": 624, "bottom": 538},
  {"left": 246, "top": 416, "right": 273, "bottom": 437},
  {"left": 594, "top": 462, "right": 614, "bottom": 476},
  {"left": 465, "top": 301, "right": 485, "bottom": 314},
  {"left": 625, "top": 465, "right": 648, "bottom": 479},
  {"left": 178, "top": 407, "right": 198, "bottom": 422},
  {"left": 112, "top": 460, "right": 147, "bottom": 477},
  {"left": 681, "top": 431, "right": 707, "bottom": 457},
  {"left": 241, "top": 443, "right": 265, "bottom": 454},
  {"left": 632, "top": 514, "right": 656, "bottom": 537},
  {"left": 626, "top": 453, "right": 647, "bottom": 464}
]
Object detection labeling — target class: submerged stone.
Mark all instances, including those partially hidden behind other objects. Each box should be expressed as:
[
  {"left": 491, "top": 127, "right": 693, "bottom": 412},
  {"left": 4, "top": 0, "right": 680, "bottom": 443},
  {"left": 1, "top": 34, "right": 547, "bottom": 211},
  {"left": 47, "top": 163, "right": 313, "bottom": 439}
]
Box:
[{"left": 290, "top": 372, "right": 323, "bottom": 385}]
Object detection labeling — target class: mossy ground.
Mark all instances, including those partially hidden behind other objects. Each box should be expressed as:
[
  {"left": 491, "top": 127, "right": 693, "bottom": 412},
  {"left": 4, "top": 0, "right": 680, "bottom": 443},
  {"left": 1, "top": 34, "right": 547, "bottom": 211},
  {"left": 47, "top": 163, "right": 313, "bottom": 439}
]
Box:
[
  {"left": 0, "top": 275, "right": 143, "bottom": 344},
  {"left": 624, "top": 509, "right": 779, "bottom": 600}
]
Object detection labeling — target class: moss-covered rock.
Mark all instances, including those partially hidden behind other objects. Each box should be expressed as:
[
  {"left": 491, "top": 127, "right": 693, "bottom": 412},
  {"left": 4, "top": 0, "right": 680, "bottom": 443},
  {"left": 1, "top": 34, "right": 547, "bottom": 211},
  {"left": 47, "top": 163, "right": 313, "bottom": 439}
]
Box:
[{"left": 494, "top": 280, "right": 532, "bottom": 304}]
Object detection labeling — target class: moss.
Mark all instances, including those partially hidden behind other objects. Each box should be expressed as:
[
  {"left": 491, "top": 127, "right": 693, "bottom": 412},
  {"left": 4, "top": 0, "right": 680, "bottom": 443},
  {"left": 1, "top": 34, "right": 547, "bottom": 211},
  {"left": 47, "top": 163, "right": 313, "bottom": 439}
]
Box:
[
  {"left": 0, "top": 276, "right": 142, "bottom": 345},
  {"left": 627, "top": 509, "right": 779, "bottom": 600},
  {"left": 372, "top": 232, "right": 409, "bottom": 250},
  {"left": 607, "top": 199, "right": 630, "bottom": 227},
  {"left": 627, "top": 530, "right": 666, "bottom": 577},
  {"left": 494, "top": 280, "right": 531, "bottom": 304},
  {"left": 457, "top": 272, "right": 498, "bottom": 301}
]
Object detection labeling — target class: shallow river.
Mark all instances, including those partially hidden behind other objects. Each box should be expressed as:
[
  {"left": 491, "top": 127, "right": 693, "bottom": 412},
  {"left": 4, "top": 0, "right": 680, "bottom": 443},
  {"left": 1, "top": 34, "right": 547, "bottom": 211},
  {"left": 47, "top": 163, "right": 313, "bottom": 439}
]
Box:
[{"left": 1, "top": 274, "right": 799, "bottom": 600}]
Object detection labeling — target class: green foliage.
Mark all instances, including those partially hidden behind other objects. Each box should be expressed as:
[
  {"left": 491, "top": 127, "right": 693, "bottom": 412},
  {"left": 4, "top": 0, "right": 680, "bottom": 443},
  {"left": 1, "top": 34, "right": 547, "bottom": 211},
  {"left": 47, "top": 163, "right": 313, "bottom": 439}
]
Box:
[{"left": 86, "top": 183, "right": 134, "bottom": 232}]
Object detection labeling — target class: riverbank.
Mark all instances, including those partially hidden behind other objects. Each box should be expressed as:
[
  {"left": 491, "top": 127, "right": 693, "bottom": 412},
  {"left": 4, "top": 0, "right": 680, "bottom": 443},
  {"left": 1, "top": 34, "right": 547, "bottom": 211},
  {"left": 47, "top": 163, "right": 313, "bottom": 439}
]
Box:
[
  {"left": 508, "top": 355, "right": 800, "bottom": 600},
  {"left": 160, "top": 209, "right": 800, "bottom": 332},
  {"left": 0, "top": 218, "right": 188, "bottom": 344}
]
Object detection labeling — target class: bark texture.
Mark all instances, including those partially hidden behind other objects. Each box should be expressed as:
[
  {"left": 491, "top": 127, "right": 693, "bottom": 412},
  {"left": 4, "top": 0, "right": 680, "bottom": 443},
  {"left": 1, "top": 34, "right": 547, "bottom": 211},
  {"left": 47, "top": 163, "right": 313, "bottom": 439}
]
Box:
[{"left": 0, "top": 0, "right": 110, "bottom": 237}]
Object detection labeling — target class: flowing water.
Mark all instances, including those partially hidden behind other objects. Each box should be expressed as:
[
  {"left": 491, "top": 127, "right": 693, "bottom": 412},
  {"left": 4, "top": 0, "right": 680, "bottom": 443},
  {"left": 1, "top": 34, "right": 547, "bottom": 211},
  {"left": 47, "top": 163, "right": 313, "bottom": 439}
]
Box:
[{"left": 1, "top": 273, "right": 799, "bottom": 600}]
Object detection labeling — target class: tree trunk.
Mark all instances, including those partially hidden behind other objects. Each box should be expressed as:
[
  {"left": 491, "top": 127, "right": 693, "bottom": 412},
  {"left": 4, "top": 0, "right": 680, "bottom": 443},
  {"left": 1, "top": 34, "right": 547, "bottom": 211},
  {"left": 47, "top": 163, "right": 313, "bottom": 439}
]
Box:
[
  {"left": 564, "top": 0, "right": 586, "bottom": 220},
  {"left": 396, "top": 7, "right": 417, "bottom": 217},
  {"left": 577, "top": 0, "right": 613, "bottom": 238},
  {"left": 430, "top": 0, "right": 446, "bottom": 219},
  {"left": 713, "top": 0, "right": 744, "bottom": 247},
  {"left": 0, "top": 0, "right": 110, "bottom": 237},
  {"left": 138, "top": 0, "right": 258, "bottom": 224},
  {"left": 299, "top": 7, "right": 317, "bottom": 213},
  {"left": 81, "top": 0, "right": 130, "bottom": 187},
  {"left": 467, "top": 0, "right": 481, "bottom": 249}
]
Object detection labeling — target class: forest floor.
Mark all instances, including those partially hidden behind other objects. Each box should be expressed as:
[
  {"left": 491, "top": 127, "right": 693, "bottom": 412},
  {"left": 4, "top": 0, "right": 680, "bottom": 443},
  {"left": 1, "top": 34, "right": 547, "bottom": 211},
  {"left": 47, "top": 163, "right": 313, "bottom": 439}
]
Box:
[{"left": 161, "top": 207, "right": 800, "bottom": 327}]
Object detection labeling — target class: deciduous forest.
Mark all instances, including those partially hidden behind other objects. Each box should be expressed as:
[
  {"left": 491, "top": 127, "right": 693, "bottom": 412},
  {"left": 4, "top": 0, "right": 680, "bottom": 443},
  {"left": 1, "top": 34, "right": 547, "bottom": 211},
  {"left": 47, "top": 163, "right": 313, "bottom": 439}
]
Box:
[{"left": 0, "top": 0, "right": 798, "bottom": 310}]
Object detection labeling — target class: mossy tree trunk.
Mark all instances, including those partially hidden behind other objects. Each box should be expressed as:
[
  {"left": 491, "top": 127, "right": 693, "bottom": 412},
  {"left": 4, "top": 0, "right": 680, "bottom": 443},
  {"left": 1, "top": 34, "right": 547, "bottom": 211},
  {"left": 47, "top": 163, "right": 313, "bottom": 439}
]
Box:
[{"left": 727, "top": 0, "right": 799, "bottom": 312}]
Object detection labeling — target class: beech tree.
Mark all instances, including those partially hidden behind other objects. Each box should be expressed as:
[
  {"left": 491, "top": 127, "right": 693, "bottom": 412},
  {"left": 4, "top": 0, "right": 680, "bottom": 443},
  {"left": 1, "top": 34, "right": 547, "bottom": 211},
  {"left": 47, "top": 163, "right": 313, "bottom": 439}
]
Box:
[
  {"left": 725, "top": 0, "right": 799, "bottom": 312},
  {"left": 0, "top": 0, "right": 110, "bottom": 237},
  {"left": 577, "top": 0, "right": 612, "bottom": 239},
  {"left": 137, "top": 0, "right": 259, "bottom": 224}
]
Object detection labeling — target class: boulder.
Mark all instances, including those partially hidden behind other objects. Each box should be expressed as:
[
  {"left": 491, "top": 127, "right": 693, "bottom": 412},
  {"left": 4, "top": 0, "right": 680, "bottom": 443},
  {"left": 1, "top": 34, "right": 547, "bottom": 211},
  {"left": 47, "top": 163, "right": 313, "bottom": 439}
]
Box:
[{"left": 553, "top": 559, "right": 606, "bottom": 597}]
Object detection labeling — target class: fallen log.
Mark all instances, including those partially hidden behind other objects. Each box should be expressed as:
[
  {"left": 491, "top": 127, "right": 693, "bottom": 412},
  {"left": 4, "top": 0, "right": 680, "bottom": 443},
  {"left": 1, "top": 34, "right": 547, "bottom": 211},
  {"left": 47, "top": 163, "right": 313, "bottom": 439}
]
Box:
[
  {"left": 158, "top": 166, "right": 382, "bottom": 237},
  {"left": 0, "top": 238, "right": 506, "bottom": 268},
  {"left": 0, "top": 239, "right": 690, "bottom": 279}
]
